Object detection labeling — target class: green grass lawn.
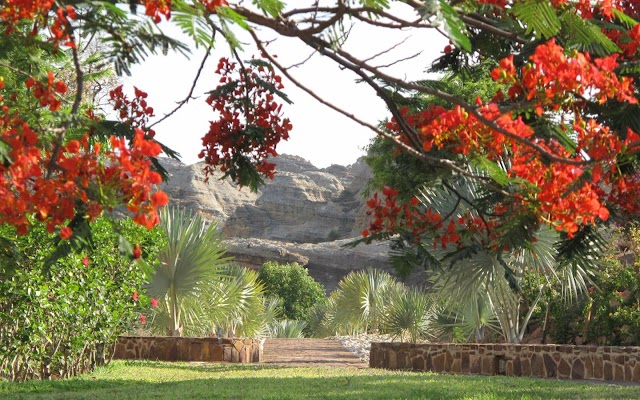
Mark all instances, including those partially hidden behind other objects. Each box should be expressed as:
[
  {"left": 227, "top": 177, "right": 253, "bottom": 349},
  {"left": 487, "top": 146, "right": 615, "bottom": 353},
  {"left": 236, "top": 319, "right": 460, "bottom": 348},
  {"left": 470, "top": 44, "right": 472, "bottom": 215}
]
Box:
[{"left": 1, "top": 361, "right": 639, "bottom": 400}]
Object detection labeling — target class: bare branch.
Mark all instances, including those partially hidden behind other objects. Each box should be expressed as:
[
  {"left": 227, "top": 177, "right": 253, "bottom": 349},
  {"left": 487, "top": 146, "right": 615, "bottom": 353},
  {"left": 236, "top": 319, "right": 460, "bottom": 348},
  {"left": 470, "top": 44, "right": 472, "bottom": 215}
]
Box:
[
  {"left": 372, "top": 51, "right": 422, "bottom": 69},
  {"left": 286, "top": 50, "right": 317, "bottom": 69},
  {"left": 362, "top": 37, "right": 409, "bottom": 63},
  {"left": 149, "top": 37, "right": 214, "bottom": 129},
  {"left": 247, "top": 29, "right": 492, "bottom": 182}
]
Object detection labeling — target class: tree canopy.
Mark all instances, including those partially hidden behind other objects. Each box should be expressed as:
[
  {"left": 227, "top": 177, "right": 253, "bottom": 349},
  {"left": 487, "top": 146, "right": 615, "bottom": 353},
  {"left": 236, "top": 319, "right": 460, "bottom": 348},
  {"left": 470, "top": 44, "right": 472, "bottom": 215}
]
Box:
[{"left": 2, "top": 0, "right": 640, "bottom": 263}]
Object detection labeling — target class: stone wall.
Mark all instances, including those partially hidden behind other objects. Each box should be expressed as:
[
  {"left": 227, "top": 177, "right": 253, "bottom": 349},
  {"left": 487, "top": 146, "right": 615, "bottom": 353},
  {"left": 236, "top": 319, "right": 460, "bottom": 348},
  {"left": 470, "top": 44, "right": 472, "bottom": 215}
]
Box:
[
  {"left": 370, "top": 342, "right": 640, "bottom": 382},
  {"left": 114, "top": 336, "right": 261, "bottom": 363}
]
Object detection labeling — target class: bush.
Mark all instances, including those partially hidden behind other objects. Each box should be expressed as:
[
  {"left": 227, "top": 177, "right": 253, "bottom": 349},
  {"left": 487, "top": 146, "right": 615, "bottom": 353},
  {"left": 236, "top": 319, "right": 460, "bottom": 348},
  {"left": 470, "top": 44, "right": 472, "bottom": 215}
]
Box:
[
  {"left": 382, "top": 286, "right": 434, "bottom": 343},
  {"left": 258, "top": 262, "right": 325, "bottom": 322},
  {"left": 0, "top": 217, "right": 163, "bottom": 381},
  {"left": 537, "top": 227, "right": 640, "bottom": 346},
  {"left": 333, "top": 268, "right": 399, "bottom": 334}
]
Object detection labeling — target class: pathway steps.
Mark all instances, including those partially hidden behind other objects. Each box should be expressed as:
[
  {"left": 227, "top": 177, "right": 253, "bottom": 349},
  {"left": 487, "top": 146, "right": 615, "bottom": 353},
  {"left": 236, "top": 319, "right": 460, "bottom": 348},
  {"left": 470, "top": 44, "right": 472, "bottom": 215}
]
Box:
[{"left": 262, "top": 338, "right": 367, "bottom": 368}]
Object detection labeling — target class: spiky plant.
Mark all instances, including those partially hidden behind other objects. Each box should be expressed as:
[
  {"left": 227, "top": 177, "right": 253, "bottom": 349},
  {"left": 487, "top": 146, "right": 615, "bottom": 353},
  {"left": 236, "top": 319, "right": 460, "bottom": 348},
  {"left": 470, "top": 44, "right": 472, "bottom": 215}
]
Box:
[
  {"left": 382, "top": 286, "right": 435, "bottom": 343},
  {"left": 267, "top": 320, "right": 308, "bottom": 338},
  {"left": 333, "top": 268, "right": 399, "bottom": 334},
  {"left": 413, "top": 177, "right": 600, "bottom": 343},
  {"left": 212, "top": 265, "right": 266, "bottom": 338},
  {"left": 146, "top": 207, "right": 231, "bottom": 336},
  {"left": 431, "top": 291, "right": 501, "bottom": 343}
]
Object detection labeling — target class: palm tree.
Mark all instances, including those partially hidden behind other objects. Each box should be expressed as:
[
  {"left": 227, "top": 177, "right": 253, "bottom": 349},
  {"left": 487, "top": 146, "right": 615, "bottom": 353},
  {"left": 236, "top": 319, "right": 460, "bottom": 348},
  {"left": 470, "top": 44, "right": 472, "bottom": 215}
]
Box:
[
  {"left": 146, "top": 207, "right": 231, "bottom": 336},
  {"left": 382, "top": 285, "right": 435, "bottom": 343},
  {"left": 392, "top": 173, "right": 602, "bottom": 343},
  {"left": 333, "top": 268, "right": 399, "bottom": 334}
]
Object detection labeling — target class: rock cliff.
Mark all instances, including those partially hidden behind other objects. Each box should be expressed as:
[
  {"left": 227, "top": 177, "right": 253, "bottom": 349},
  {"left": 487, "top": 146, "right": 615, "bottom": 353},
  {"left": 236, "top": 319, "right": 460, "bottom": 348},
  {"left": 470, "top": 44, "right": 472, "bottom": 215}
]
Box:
[{"left": 159, "top": 155, "right": 425, "bottom": 290}]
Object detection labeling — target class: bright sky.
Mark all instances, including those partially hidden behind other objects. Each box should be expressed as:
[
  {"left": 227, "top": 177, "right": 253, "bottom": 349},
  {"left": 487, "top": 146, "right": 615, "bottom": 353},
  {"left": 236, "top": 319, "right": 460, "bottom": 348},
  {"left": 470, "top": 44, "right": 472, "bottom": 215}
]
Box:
[{"left": 123, "top": 6, "right": 447, "bottom": 168}]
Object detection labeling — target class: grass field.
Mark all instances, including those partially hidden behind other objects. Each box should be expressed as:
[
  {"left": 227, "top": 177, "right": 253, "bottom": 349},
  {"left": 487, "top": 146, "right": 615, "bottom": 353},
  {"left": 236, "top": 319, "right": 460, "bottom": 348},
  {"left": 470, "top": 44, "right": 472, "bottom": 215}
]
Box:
[{"left": 2, "top": 361, "right": 639, "bottom": 399}]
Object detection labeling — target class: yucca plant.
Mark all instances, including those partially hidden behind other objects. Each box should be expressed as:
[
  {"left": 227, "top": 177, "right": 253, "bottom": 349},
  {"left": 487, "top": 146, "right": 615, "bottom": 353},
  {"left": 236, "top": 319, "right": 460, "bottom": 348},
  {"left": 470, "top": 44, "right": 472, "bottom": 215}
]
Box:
[
  {"left": 146, "top": 207, "right": 231, "bottom": 336},
  {"left": 306, "top": 290, "right": 350, "bottom": 337},
  {"left": 382, "top": 286, "right": 435, "bottom": 343}
]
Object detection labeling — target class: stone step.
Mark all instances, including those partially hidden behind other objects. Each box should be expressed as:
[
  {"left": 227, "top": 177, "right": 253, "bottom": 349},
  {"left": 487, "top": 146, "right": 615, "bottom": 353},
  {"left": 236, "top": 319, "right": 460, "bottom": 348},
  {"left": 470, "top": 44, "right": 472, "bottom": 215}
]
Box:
[{"left": 262, "top": 338, "right": 367, "bottom": 368}]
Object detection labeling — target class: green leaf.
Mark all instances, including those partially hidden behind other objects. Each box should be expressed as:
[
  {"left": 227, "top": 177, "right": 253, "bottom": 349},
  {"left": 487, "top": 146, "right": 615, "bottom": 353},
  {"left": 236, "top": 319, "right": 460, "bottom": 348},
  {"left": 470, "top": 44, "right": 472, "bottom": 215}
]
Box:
[
  {"left": 617, "top": 61, "right": 640, "bottom": 75},
  {"left": 511, "top": 0, "right": 561, "bottom": 39},
  {"left": 252, "top": 0, "right": 285, "bottom": 18},
  {"left": 560, "top": 12, "right": 620, "bottom": 56},
  {"left": 217, "top": 7, "right": 250, "bottom": 30},
  {"left": 437, "top": 1, "right": 471, "bottom": 52},
  {"left": 471, "top": 156, "right": 509, "bottom": 186},
  {"left": 253, "top": 76, "right": 293, "bottom": 104},
  {"left": 359, "top": 0, "right": 389, "bottom": 8},
  {"left": 0, "top": 138, "right": 12, "bottom": 165},
  {"left": 612, "top": 8, "right": 638, "bottom": 28},
  {"left": 173, "top": 7, "right": 215, "bottom": 49}
]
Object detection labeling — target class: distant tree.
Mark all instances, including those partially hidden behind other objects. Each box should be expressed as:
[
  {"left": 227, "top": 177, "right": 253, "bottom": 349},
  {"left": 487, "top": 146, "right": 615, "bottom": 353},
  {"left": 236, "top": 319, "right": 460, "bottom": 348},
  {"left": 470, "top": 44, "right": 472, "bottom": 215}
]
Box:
[{"left": 258, "top": 262, "right": 325, "bottom": 322}]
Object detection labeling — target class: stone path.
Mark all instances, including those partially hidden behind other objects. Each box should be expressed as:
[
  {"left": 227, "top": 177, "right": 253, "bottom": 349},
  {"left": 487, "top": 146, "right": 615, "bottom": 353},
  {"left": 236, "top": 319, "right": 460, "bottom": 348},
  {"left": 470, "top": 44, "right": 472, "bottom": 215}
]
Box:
[{"left": 262, "top": 338, "right": 368, "bottom": 368}]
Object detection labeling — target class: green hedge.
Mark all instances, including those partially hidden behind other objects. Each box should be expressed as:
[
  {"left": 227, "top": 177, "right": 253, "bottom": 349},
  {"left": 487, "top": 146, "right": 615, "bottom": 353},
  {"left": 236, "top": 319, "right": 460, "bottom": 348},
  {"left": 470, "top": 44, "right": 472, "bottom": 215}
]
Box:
[{"left": 0, "top": 217, "right": 163, "bottom": 381}]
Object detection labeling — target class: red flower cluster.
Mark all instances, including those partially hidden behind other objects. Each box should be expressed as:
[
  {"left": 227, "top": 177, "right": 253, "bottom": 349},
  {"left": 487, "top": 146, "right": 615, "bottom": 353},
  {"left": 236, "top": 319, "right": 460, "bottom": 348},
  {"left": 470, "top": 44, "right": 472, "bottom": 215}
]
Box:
[
  {"left": 25, "top": 71, "right": 67, "bottom": 111},
  {"left": 0, "top": 79, "right": 168, "bottom": 238},
  {"left": 370, "top": 40, "right": 640, "bottom": 241},
  {"left": 492, "top": 39, "right": 636, "bottom": 109},
  {"left": 199, "top": 57, "right": 292, "bottom": 184},
  {"left": 0, "top": 1, "right": 77, "bottom": 48},
  {"left": 141, "top": 0, "right": 171, "bottom": 24},
  {"left": 364, "top": 187, "right": 497, "bottom": 249}
]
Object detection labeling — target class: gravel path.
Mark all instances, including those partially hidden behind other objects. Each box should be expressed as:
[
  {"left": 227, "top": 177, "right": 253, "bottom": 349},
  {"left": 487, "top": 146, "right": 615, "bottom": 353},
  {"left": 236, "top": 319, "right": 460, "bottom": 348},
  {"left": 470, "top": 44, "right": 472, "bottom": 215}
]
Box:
[{"left": 331, "top": 334, "right": 394, "bottom": 364}]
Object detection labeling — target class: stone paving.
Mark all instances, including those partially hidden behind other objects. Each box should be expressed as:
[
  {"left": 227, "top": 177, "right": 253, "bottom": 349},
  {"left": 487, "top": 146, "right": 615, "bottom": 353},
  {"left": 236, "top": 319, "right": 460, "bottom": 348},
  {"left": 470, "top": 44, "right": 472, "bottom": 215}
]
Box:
[{"left": 262, "top": 338, "right": 368, "bottom": 368}]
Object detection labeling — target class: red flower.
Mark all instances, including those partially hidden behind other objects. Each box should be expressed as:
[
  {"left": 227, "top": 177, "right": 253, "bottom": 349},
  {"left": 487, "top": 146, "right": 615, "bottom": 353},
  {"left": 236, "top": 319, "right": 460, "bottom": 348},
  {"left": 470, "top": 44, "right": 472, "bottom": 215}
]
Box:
[
  {"left": 60, "top": 226, "right": 73, "bottom": 240},
  {"left": 151, "top": 298, "right": 159, "bottom": 307},
  {"left": 132, "top": 290, "right": 139, "bottom": 301},
  {"left": 132, "top": 245, "right": 142, "bottom": 260},
  {"left": 139, "top": 314, "right": 147, "bottom": 324},
  {"left": 151, "top": 191, "right": 169, "bottom": 207},
  {"left": 82, "top": 256, "right": 89, "bottom": 267}
]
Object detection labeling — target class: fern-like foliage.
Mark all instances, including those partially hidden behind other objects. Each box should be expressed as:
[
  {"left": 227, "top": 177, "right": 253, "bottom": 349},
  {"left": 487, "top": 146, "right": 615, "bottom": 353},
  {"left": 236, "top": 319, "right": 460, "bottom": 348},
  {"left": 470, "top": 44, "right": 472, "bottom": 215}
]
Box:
[
  {"left": 559, "top": 12, "right": 620, "bottom": 56},
  {"left": 511, "top": 0, "right": 561, "bottom": 39}
]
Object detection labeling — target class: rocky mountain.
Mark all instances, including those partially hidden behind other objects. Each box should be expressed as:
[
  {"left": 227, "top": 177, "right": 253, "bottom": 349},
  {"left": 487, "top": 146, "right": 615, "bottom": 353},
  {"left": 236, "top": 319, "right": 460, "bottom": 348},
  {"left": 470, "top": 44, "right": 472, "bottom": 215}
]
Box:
[{"left": 159, "top": 155, "right": 427, "bottom": 291}]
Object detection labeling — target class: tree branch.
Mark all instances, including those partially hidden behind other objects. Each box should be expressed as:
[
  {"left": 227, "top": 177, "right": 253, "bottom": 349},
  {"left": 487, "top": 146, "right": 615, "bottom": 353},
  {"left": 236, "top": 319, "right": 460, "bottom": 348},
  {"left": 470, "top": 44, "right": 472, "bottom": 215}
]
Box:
[{"left": 149, "top": 36, "right": 214, "bottom": 129}]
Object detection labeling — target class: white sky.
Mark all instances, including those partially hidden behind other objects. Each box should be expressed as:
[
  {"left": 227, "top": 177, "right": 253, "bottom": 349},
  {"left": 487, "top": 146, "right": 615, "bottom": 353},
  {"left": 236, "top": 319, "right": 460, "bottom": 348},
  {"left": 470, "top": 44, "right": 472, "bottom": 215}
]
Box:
[{"left": 123, "top": 6, "right": 447, "bottom": 168}]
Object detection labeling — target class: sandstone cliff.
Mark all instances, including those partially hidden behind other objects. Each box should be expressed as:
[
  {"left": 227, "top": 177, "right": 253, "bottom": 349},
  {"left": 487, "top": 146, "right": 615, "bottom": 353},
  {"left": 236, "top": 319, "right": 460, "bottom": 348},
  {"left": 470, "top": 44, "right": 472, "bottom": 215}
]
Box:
[{"left": 159, "top": 155, "right": 425, "bottom": 290}]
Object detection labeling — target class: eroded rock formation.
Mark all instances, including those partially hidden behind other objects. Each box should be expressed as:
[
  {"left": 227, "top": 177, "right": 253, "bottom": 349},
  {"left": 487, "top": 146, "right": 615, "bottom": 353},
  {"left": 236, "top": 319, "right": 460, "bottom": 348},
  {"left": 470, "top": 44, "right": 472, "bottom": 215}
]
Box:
[{"left": 159, "top": 155, "right": 426, "bottom": 290}]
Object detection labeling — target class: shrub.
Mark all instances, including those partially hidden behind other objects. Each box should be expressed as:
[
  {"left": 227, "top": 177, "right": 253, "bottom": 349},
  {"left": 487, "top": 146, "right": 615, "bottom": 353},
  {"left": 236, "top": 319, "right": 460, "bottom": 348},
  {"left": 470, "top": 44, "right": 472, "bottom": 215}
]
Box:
[
  {"left": 382, "top": 286, "right": 434, "bottom": 343},
  {"left": 0, "top": 217, "right": 162, "bottom": 381},
  {"left": 267, "top": 319, "right": 308, "bottom": 338},
  {"left": 536, "top": 227, "right": 640, "bottom": 346},
  {"left": 333, "top": 268, "right": 399, "bottom": 333},
  {"left": 258, "top": 262, "right": 325, "bottom": 322}
]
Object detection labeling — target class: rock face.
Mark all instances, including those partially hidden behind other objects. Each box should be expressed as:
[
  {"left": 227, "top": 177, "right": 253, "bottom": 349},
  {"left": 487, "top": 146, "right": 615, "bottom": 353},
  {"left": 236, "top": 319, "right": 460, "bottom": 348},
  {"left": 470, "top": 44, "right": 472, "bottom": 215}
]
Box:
[
  {"left": 159, "top": 155, "right": 423, "bottom": 290},
  {"left": 160, "top": 155, "right": 370, "bottom": 244},
  {"left": 224, "top": 238, "right": 417, "bottom": 292}
]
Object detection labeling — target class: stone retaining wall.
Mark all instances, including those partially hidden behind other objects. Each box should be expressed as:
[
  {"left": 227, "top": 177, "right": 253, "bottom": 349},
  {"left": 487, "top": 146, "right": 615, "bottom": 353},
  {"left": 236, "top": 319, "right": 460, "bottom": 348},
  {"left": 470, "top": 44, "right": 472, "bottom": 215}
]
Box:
[
  {"left": 114, "top": 336, "right": 261, "bottom": 363},
  {"left": 370, "top": 342, "right": 640, "bottom": 382}
]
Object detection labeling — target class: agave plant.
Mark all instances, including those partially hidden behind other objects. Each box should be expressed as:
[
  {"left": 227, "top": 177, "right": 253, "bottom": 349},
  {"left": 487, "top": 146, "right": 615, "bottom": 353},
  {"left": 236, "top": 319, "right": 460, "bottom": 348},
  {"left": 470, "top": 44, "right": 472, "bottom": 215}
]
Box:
[
  {"left": 333, "top": 268, "right": 399, "bottom": 334},
  {"left": 146, "top": 207, "right": 231, "bottom": 336}
]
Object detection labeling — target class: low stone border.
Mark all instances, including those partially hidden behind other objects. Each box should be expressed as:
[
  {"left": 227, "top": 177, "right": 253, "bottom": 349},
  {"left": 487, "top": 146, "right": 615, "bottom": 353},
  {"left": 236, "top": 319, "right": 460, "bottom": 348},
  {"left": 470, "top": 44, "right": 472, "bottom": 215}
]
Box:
[
  {"left": 114, "top": 336, "right": 261, "bottom": 363},
  {"left": 369, "top": 342, "right": 640, "bottom": 382}
]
